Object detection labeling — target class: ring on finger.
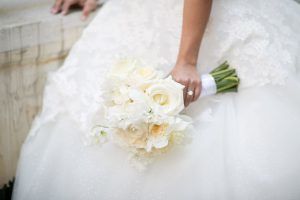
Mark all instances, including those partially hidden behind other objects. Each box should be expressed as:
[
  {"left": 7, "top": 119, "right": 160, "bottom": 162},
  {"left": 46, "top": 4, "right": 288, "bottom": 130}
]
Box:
[{"left": 187, "top": 90, "right": 194, "bottom": 96}]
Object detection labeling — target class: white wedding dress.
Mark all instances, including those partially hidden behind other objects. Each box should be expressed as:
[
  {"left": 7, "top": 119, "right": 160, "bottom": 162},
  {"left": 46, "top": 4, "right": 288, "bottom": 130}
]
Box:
[{"left": 13, "top": 0, "right": 300, "bottom": 199}]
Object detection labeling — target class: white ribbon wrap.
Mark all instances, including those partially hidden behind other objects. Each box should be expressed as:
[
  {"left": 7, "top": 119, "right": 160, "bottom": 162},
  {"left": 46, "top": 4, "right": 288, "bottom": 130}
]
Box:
[{"left": 200, "top": 74, "right": 217, "bottom": 97}]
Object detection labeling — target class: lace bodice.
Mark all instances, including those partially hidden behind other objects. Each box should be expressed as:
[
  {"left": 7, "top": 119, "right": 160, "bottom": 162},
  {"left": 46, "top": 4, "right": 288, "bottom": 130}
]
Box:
[{"left": 199, "top": 0, "right": 300, "bottom": 87}]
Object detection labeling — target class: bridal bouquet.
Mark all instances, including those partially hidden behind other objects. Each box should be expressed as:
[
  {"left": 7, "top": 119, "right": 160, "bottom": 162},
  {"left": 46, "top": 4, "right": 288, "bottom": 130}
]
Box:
[
  {"left": 92, "top": 59, "right": 193, "bottom": 155},
  {"left": 89, "top": 59, "right": 239, "bottom": 166}
]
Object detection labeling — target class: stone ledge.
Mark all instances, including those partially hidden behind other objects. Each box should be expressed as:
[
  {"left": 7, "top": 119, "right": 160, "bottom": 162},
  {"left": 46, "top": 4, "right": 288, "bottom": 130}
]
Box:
[{"left": 0, "top": 0, "right": 100, "bottom": 68}]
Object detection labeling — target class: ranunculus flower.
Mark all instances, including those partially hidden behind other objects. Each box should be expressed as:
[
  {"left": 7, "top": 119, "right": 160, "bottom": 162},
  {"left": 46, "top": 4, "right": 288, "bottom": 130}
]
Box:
[{"left": 146, "top": 76, "right": 185, "bottom": 115}]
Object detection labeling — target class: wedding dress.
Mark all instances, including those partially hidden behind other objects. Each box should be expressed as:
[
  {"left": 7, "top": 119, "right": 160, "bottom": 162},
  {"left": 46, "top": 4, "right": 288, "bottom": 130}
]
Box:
[{"left": 13, "top": 0, "right": 300, "bottom": 199}]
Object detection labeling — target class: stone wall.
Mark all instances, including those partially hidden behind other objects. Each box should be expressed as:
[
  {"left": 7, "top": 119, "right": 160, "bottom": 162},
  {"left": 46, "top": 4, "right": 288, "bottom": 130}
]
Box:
[{"left": 0, "top": 0, "right": 99, "bottom": 186}]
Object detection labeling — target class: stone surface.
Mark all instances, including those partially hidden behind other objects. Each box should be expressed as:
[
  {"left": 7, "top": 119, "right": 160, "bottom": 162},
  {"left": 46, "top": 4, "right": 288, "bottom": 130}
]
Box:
[{"left": 0, "top": 0, "right": 100, "bottom": 186}]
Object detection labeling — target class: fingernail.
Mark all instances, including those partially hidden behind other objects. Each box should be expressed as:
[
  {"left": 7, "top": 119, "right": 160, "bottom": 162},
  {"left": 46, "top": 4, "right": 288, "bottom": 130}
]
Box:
[{"left": 81, "top": 15, "right": 87, "bottom": 21}]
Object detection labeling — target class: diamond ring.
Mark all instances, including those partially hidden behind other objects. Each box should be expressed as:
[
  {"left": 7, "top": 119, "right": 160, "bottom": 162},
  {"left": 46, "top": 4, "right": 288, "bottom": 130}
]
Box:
[{"left": 187, "top": 90, "right": 194, "bottom": 96}]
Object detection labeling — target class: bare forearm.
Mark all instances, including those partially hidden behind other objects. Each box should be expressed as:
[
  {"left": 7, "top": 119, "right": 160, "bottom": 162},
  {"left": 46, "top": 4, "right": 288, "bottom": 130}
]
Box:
[
  {"left": 177, "top": 0, "right": 212, "bottom": 66},
  {"left": 172, "top": 0, "right": 212, "bottom": 107}
]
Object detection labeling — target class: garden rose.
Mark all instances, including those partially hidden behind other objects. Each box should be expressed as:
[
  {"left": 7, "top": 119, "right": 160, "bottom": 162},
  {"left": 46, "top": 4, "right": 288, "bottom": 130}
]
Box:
[
  {"left": 146, "top": 76, "right": 185, "bottom": 115},
  {"left": 110, "top": 59, "right": 138, "bottom": 78}
]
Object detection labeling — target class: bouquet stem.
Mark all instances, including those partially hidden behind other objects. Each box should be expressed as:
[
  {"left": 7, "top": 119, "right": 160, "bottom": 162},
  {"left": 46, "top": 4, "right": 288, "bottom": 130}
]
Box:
[{"left": 200, "top": 61, "right": 240, "bottom": 97}]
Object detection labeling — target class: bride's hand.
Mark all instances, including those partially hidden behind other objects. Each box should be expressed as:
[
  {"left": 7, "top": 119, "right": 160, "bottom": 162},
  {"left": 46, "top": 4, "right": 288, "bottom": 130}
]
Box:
[
  {"left": 171, "top": 62, "right": 202, "bottom": 107},
  {"left": 51, "top": 0, "right": 98, "bottom": 20}
]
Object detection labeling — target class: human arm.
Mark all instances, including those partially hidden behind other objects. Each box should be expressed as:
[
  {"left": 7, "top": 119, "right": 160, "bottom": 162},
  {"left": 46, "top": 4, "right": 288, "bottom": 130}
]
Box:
[{"left": 171, "top": 0, "right": 212, "bottom": 107}]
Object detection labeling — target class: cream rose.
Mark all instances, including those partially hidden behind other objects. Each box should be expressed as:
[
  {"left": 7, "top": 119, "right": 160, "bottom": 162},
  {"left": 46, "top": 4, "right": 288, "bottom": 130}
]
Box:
[
  {"left": 110, "top": 59, "right": 138, "bottom": 78},
  {"left": 145, "top": 76, "right": 185, "bottom": 115},
  {"left": 134, "top": 67, "right": 158, "bottom": 80},
  {"left": 127, "top": 66, "right": 162, "bottom": 87}
]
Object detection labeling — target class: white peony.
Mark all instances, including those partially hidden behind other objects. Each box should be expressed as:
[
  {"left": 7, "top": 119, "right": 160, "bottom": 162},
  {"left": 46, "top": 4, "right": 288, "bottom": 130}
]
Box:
[{"left": 146, "top": 76, "right": 185, "bottom": 116}]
